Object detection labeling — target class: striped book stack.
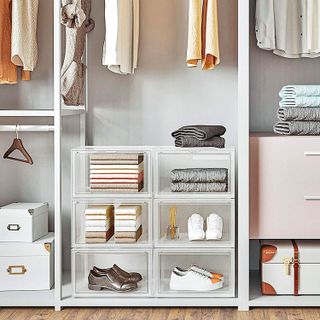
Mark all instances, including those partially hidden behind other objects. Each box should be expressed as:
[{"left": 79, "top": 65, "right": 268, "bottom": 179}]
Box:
[
  {"left": 85, "top": 205, "right": 114, "bottom": 243},
  {"left": 89, "top": 153, "right": 144, "bottom": 192},
  {"left": 114, "top": 205, "right": 142, "bottom": 244}
]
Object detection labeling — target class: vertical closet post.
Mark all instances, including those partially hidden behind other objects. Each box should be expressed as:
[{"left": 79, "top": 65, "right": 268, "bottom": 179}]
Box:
[
  {"left": 237, "top": 0, "right": 250, "bottom": 311},
  {"left": 54, "top": 0, "right": 62, "bottom": 311}
]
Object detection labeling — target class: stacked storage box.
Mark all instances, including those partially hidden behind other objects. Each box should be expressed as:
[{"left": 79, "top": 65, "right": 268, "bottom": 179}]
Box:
[
  {"left": 0, "top": 203, "right": 54, "bottom": 291},
  {"left": 85, "top": 205, "right": 114, "bottom": 243},
  {"left": 114, "top": 205, "right": 142, "bottom": 244},
  {"left": 89, "top": 153, "right": 144, "bottom": 192}
]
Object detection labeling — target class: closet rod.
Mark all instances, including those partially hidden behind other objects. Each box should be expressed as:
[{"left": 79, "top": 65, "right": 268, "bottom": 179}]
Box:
[{"left": 0, "top": 125, "right": 54, "bottom": 132}]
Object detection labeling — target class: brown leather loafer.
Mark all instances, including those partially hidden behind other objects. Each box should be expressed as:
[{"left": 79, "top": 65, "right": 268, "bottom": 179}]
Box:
[
  {"left": 88, "top": 269, "right": 137, "bottom": 292},
  {"left": 93, "top": 265, "right": 142, "bottom": 283}
]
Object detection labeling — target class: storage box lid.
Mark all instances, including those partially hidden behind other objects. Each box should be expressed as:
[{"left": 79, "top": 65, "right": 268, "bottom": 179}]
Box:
[
  {"left": 0, "top": 233, "right": 54, "bottom": 256},
  {"left": 0, "top": 202, "right": 49, "bottom": 218},
  {"left": 261, "top": 240, "right": 320, "bottom": 264}
]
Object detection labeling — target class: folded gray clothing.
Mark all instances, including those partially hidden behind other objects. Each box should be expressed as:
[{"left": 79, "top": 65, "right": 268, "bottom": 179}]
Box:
[
  {"left": 175, "top": 136, "right": 225, "bottom": 148},
  {"left": 277, "top": 107, "right": 320, "bottom": 121},
  {"left": 172, "top": 125, "right": 226, "bottom": 140},
  {"left": 274, "top": 121, "right": 320, "bottom": 135},
  {"left": 171, "top": 168, "right": 228, "bottom": 183},
  {"left": 171, "top": 182, "right": 227, "bottom": 192}
]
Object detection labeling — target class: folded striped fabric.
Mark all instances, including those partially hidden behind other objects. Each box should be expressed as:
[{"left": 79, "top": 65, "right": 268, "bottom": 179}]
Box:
[
  {"left": 279, "top": 85, "right": 320, "bottom": 98},
  {"left": 171, "top": 182, "right": 227, "bottom": 192},
  {"left": 277, "top": 107, "right": 320, "bottom": 121},
  {"left": 279, "top": 96, "right": 320, "bottom": 108},
  {"left": 171, "top": 168, "right": 228, "bottom": 183},
  {"left": 273, "top": 121, "right": 320, "bottom": 135}
]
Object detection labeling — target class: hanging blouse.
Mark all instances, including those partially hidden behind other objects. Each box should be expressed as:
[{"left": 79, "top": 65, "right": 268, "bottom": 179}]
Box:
[
  {"left": 0, "top": 0, "right": 17, "bottom": 84},
  {"left": 256, "top": 0, "right": 320, "bottom": 58},
  {"left": 11, "top": 0, "right": 39, "bottom": 80},
  {"left": 186, "top": 0, "right": 220, "bottom": 70},
  {"left": 102, "top": 0, "right": 140, "bottom": 75}
]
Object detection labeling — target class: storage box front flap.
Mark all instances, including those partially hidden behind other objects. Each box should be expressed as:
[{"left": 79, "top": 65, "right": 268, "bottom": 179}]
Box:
[
  {"left": 0, "top": 233, "right": 54, "bottom": 256},
  {"left": 261, "top": 240, "right": 320, "bottom": 264},
  {"left": 0, "top": 203, "right": 49, "bottom": 218}
]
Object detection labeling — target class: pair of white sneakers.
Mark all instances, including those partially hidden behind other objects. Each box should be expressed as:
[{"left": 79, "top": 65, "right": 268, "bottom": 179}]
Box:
[
  {"left": 170, "top": 264, "right": 224, "bottom": 291},
  {"left": 188, "top": 213, "right": 223, "bottom": 241}
]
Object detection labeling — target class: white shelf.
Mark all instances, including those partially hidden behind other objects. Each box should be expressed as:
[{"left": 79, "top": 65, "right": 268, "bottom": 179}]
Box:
[
  {"left": 0, "top": 109, "right": 85, "bottom": 117},
  {"left": 250, "top": 271, "right": 320, "bottom": 307},
  {"left": 0, "top": 288, "right": 55, "bottom": 307}
]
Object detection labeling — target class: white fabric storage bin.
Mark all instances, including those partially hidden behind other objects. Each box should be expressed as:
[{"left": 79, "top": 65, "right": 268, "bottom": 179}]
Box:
[
  {"left": 0, "top": 233, "right": 54, "bottom": 291},
  {"left": 0, "top": 203, "right": 49, "bottom": 242}
]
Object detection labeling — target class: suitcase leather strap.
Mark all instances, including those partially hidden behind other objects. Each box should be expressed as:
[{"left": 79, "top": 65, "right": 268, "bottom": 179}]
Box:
[{"left": 291, "top": 240, "right": 299, "bottom": 296}]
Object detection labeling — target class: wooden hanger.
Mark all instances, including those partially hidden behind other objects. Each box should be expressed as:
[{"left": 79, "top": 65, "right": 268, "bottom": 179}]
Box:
[{"left": 3, "top": 125, "right": 33, "bottom": 165}]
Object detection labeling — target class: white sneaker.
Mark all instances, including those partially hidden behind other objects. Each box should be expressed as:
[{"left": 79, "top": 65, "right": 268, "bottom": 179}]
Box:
[
  {"left": 170, "top": 269, "right": 223, "bottom": 291},
  {"left": 206, "top": 213, "right": 223, "bottom": 240},
  {"left": 173, "top": 266, "right": 224, "bottom": 282},
  {"left": 188, "top": 213, "right": 205, "bottom": 241}
]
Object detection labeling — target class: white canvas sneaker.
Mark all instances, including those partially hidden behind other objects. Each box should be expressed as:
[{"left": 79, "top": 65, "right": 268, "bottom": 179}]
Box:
[
  {"left": 206, "top": 213, "right": 223, "bottom": 240},
  {"left": 174, "top": 265, "right": 224, "bottom": 282},
  {"left": 188, "top": 213, "right": 205, "bottom": 241},
  {"left": 170, "top": 269, "right": 223, "bottom": 291}
]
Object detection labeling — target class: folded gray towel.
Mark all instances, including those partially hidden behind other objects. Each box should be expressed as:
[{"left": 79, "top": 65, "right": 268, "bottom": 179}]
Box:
[
  {"left": 172, "top": 125, "right": 226, "bottom": 140},
  {"left": 274, "top": 121, "right": 320, "bottom": 135},
  {"left": 277, "top": 107, "right": 320, "bottom": 121},
  {"left": 171, "top": 168, "right": 228, "bottom": 183},
  {"left": 171, "top": 182, "right": 227, "bottom": 192},
  {"left": 175, "top": 136, "right": 225, "bottom": 148}
]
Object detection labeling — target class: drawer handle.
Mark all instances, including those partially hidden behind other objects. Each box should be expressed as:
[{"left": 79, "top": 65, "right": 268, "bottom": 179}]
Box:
[
  {"left": 7, "top": 265, "right": 27, "bottom": 275},
  {"left": 7, "top": 224, "right": 21, "bottom": 231},
  {"left": 304, "top": 152, "right": 320, "bottom": 156},
  {"left": 304, "top": 196, "right": 320, "bottom": 200}
]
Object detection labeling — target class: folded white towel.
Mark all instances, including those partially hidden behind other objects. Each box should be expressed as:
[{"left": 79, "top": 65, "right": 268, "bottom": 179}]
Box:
[
  {"left": 85, "top": 215, "right": 112, "bottom": 220},
  {"left": 115, "top": 216, "right": 142, "bottom": 227},
  {"left": 279, "top": 96, "right": 320, "bottom": 108},
  {"left": 114, "top": 213, "right": 141, "bottom": 220},
  {"left": 115, "top": 224, "right": 141, "bottom": 232},
  {"left": 85, "top": 206, "right": 113, "bottom": 215},
  {"left": 114, "top": 205, "right": 142, "bottom": 215},
  {"left": 280, "top": 85, "right": 320, "bottom": 98},
  {"left": 85, "top": 220, "right": 111, "bottom": 227},
  {"left": 85, "top": 226, "right": 111, "bottom": 232}
]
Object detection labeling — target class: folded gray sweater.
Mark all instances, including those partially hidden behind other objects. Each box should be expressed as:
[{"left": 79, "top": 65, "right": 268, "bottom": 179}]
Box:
[
  {"left": 274, "top": 121, "right": 320, "bottom": 135},
  {"left": 171, "top": 168, "right": 228, "bottom": 183},
  {"left": 171, "top": 182, "right": 227, "bottom": 193},
  {"left": 277, "top": 107, "right": 320, "bottom": 121},
  {"left": 175, "top": 136, "right": 225, "bottom": 148},
  {"left": 172, "top": 125, "right": 226, "bottom": 140}
]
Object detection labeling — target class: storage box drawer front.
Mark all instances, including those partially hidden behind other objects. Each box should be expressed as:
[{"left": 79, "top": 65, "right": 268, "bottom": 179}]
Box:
[
  {"left": 72, "top": 150, "right": 152, "bottom": 197},
  {"left": 154, "top": 249, "right": 235, "bottom": 297},
  {"left": 72, "top": 249, "right": 152, "bottom": 297},
  {"left": 72, "top": 199, "right": 152, "bottom": 247},
  {"left": 262, "top": 263, "right": 320, "bottom": 295},
  {"left": 250, "top": 136, "right": 320, "bottom": 238},
  {"left": 155, "top": 150, "right": 235, "bottom": 198},
  {"left": 155, "top": 200, "right": 234, "bottom": 247},
  {"left": 0, "top": 256, "right": 53, "bottom": 291}
]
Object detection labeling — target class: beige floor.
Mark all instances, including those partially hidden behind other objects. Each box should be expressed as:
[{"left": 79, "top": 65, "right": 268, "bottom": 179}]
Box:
[{"left": 0, "top": 308, "right": 320, "bottom": 320}]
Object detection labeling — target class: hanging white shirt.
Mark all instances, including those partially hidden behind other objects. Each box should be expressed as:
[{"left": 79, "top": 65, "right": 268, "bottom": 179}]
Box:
[
  {"left": 256, "top": 0, "right": 320, "bottom": 58},
  {"left": 102, "top": 0, "right": 139, "bottom": 75}
]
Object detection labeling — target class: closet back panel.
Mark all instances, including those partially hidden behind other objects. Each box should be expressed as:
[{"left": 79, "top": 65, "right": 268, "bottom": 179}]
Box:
[
  {"left": 249, "top": 0, "right": 320, "bottom": 132},
  {"left": 87, "top": 0, "right": 238, "bottom": 146},
  {"left": 0, "top": 0, "right": 53, "bottom": 109}
]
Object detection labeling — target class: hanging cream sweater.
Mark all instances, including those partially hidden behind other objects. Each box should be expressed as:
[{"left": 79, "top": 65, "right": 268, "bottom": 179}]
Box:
[{"left": 11, "top": 0, "right": 39, "bottom": 80}]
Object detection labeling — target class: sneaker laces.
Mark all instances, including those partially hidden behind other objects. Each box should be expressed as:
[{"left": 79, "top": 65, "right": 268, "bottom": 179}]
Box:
[
  {"left": 191, "top": 264, "right": 212, "bottom": 277},
  {"left": 190, "top": 270, "right": 209, "bottom": 280}
]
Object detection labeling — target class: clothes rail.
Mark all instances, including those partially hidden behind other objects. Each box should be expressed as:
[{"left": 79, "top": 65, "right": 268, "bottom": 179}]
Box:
[{"left": 0, "top": 125, "right": 54, "bottom": 132}]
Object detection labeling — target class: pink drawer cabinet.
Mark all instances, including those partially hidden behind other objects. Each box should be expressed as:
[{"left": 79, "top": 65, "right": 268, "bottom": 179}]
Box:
[{"left": 250, "top": 133, "right": 320, "bottom": 239}]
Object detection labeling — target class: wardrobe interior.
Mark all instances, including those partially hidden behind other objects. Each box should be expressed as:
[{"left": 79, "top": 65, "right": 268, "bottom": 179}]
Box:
[{"left": 249, "top": 0, "right": 320, "bottom": 305}]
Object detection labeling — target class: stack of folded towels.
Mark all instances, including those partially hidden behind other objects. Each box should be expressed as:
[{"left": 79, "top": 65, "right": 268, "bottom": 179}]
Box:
[
  {"left": 274, "top": 85, "right": 320, "bottom": 135},
  {"left": 172, "top": 125, "right": 226, "bottom": 148},
  {"left": 171, "top": 168, "right": 228, "bottom": 192},
  {"left": 85, "top": 205, "right": 114, "bottom": 243},
  {"left": 114, "top": 205, "right": 142, "bottom": 243},
  {"left": 89, "top": 153, "right": 144, "bottom": 192}
]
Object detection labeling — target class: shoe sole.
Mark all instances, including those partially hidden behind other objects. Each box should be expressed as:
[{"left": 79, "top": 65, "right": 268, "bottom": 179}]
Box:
[{"left": 88, "top": 284, "right": 137, "bottom": 292}]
